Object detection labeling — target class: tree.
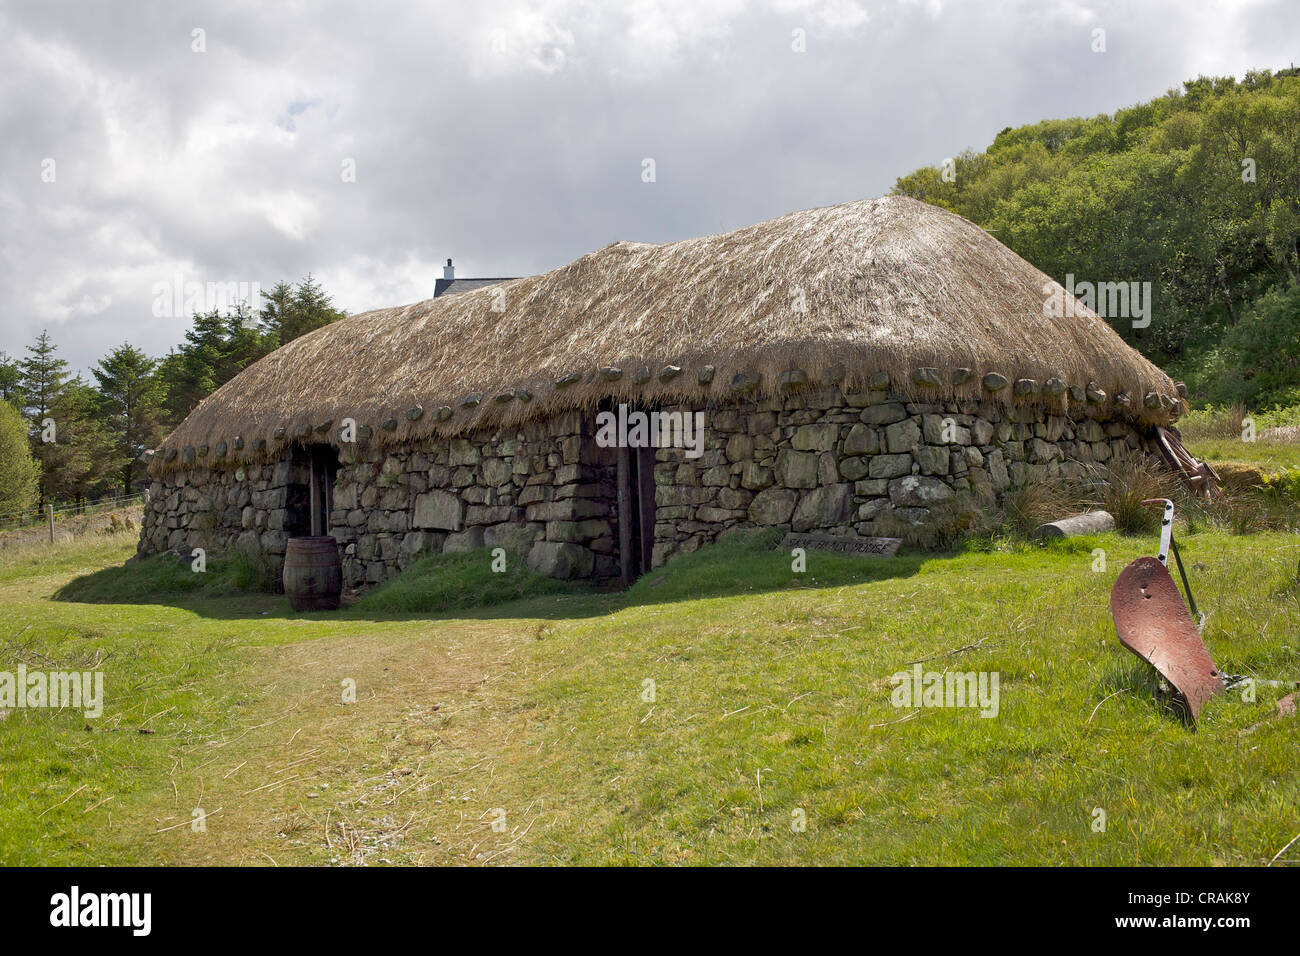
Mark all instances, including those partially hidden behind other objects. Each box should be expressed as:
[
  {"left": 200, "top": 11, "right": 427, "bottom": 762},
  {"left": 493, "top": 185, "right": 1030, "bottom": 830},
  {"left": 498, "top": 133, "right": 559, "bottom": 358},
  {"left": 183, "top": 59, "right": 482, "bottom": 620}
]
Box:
[
  {"left": 255, "top": 281, "right": 295, "bottom": 346},
  {"left": 890, "top": 69, "right": 1300, "bottom": 403},
  {"left": 1223, "top": 284, "right": 1300, "bottom": 407},
  {"left": 0, "top": 352, "right": 21, "bottom": 405},
  {"left": 220, "top": 302, "right": 272, "bottom": 382},
  {"left": 41, "top": 377, "right": 115, "bottom": 506},
  {"left": 18, "top": 330, "right": 71, "bottom": 508},
  {"left": 0, "top": 400, "right": 39, "bottom": 517},
  {"left": 93, "top": 343, "right": 167, "bottom": 496},
  {"left": 158, "top": 309, "right": 227, "bottom": 423},
  {"left": 18, "top": 330, "right": 69, "bottom": 422},
  {"left": 157, "top": 304, "right": 273, "bottom": 424},
  {"left": 257, "top": 274, "right": 347, "bottom": 347},
  {"left": 154, "top": 277, "right": 342, "bottom": 426}
]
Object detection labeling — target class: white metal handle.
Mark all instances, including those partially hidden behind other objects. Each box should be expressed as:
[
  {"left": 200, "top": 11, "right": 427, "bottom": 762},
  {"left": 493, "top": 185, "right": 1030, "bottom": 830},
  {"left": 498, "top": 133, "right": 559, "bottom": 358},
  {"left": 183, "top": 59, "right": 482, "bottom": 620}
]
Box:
[{"left": 1143, "top": 498, "right": 1174, "bottom": 566}]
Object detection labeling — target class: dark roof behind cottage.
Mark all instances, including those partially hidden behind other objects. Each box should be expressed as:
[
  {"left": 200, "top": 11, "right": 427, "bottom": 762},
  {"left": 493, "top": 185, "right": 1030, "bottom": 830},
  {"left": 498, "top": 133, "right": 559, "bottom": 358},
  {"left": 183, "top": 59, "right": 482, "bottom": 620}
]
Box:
[{"left": 432, "top": 277, "right": 518, "bottom": 297}]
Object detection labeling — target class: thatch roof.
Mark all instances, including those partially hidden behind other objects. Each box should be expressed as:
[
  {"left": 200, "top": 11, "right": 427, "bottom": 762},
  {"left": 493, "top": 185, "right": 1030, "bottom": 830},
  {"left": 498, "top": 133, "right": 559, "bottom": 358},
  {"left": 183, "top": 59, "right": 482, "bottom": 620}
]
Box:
[{"left": 152, "top": 195, "right": 1180, "bottom": 473}]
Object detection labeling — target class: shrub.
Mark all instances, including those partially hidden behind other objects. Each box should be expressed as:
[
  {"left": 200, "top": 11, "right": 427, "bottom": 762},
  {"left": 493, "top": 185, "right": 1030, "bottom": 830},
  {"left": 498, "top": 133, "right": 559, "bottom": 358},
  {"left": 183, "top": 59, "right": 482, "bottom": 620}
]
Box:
[
  {"left": 0, "top": 400, "right": 39, "bottom": 516},
  {"left": 1223, "top": 285, "right": 1300, "bottom": 408}
]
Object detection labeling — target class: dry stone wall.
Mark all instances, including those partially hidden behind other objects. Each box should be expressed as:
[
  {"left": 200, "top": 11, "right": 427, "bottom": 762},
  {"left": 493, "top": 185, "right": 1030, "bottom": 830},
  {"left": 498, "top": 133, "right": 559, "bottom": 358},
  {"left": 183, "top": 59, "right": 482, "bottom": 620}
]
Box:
[
  {"left": 648, "top": 385, "right": 1148, "bottom": 566},
  {"left": 139, "top": 410, "right": 620, "bottom": 586},
  {"left": 141, "top": 385, "right": 1152, "bottom": 587},
  {"left": 137, "top": 459, "right": 309, "bottom": 563}
]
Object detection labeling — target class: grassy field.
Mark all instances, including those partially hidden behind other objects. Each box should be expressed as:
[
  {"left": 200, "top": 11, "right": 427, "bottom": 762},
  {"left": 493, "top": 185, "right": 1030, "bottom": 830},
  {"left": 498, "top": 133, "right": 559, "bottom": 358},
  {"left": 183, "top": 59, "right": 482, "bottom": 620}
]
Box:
[
  {"left": 1, "top": 519, "right": 1297, "bottom": 866},
  {"left": 1182, "top": 402, "right": 1300, "bottom": 474}
]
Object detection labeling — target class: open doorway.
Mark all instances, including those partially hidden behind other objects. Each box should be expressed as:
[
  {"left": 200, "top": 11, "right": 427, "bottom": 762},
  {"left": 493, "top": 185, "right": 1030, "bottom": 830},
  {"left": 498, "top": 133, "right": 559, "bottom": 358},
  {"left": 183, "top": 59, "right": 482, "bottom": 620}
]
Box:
[
  {"left": 286, "top": 443, "right": 340, "bottom": 537},
  {"left": 306, "top": 444, "right": 339, "bottom": 536},
  {"left": 616, "top": 441, "right": 656, "bottom": 586}
]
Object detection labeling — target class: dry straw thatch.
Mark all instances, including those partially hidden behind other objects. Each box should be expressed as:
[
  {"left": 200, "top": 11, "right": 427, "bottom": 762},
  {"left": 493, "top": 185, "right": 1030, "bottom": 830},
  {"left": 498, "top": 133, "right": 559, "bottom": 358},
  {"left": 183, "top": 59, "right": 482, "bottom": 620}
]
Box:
[{"left": 153, "top": 195, "right": 1179, "bottom": 472}]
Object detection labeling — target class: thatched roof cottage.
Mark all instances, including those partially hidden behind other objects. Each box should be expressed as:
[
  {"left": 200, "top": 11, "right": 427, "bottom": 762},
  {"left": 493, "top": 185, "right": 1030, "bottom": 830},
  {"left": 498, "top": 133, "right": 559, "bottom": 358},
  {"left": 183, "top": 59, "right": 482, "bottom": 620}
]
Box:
[{"left": 140, "top": 196, "right": 1181, "bottom": 587}]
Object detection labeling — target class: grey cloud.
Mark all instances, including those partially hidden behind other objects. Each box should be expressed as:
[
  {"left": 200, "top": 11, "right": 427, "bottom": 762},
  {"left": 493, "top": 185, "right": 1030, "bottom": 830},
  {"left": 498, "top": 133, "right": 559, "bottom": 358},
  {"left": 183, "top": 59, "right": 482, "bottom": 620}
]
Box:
[{"left": 1, "top": 0, "right": 1297, "bottom": 373}]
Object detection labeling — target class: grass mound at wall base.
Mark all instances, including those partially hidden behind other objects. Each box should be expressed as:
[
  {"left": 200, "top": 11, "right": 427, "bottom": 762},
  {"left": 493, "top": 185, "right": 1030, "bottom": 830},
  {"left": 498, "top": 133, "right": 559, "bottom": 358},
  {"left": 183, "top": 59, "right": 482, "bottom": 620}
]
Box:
[
  {"left": 352, "top": 549, "right": 585, "bottom": 614},
  {"left": 624, "top": 527, "right": 928, "bottom": 605},
  {"left": 54, "top": 549, "right": 280, "bottom": 603}
]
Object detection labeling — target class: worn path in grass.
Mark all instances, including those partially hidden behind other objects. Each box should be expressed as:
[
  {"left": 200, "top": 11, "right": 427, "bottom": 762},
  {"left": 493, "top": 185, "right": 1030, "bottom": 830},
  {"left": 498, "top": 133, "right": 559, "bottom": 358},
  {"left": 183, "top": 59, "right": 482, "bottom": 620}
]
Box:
[{"left": 2, "top": 529, "right": 1298, "bottom": 865}]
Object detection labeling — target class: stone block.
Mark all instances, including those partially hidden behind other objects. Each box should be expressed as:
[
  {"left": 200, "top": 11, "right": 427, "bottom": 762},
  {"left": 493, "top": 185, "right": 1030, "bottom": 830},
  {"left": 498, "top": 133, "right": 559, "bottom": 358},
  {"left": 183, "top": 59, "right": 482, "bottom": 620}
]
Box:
[
  {"left": 527, "top": 540, "right": 594, "bottom": 579},
  {"left": 791, "top": 423, "right": 838, "bottom": 452},
  {"left": 748, "top": 488, "right": 797, "bottom": 525},
  {"left": 443, "top": 527, "right": 486, "bottom": 552},
  {"left": 868, "top": 454, "right": 912, "bottom": 479},
  {"left": 413, "top": 490, "right": 464, "bottom": 531},
  {"left": 887, "top": 475, "right": 954, "bottom": 507},
  {"left": 843, "top": 423, "right": 879, "bottom": 456},
  {"left": 482, "top": 458, "right": 513, "bottom": 485},
  {"left": 860, "top": 403, "right": 907, "bottom": 426},
  {"left": 483, "top": 522, "right": 542, "bottom": 555},
  {"left": 791, "top": 484, "right": 853, "bottom": 532},
  {"left": 741, "top": 462, "right": 773, "bottom": 490},
  {"left": 884, "top": 418, "right": 922, "bottom": 453},
  {"left": 725, "top": 434, "right": 754, "bottom": 462},
  {"left": 775, "top": 449, "right": 819, "bottom": 489},
  {"left": 915, "top": 446, "right": 951, "bottom": 475},
  {"left": 466, "top": 505, "right": 517, "bottom": 525}
]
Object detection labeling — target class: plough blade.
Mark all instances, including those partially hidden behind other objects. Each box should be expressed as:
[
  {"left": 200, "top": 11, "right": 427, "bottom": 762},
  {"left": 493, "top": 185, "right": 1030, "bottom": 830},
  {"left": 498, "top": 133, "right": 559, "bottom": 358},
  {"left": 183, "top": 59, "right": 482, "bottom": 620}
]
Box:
[{"left": 1110, "top": 556, "right": 1223, "bottom": 722}]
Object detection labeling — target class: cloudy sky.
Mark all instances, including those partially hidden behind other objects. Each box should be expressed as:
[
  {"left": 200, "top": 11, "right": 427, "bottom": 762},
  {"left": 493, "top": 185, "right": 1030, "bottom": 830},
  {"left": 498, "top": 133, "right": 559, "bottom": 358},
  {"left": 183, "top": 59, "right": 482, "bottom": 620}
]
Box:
[{"left": 1, "top": 0, "right": 1294, "bottom": 374}]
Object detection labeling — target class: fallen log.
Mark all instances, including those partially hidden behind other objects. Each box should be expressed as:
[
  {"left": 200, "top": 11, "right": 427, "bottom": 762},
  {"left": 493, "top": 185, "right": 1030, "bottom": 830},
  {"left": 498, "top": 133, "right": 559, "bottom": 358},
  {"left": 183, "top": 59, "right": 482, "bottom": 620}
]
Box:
[{"left": 1032, "top": 510, "right": 1115, "bottom": 539}]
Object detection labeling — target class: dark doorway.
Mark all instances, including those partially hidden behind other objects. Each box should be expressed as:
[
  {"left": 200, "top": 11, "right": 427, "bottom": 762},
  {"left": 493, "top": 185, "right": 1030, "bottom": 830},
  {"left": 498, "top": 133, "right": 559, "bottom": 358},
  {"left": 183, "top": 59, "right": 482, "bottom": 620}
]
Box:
[
  {"left": 286, "top": 443, "right": 339, "bottom": 538},
  {"left": 617, "top": 442, "right": 656, "bottom": 586},
  {"left": 306, "top": 444, "right": 339, "bottom": 536}
]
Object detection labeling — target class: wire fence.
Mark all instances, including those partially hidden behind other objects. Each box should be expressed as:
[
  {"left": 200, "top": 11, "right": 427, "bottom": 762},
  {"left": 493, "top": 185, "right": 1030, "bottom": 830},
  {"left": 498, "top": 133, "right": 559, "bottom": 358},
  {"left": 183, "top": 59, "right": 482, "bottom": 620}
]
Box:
[{"left": 0, "top": 492, "right": 147, "bottom": 533}]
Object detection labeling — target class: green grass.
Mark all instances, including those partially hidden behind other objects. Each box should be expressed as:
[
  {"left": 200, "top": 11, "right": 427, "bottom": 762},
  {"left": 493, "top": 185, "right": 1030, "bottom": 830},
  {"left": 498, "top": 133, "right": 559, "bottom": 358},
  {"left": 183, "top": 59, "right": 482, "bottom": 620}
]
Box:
[
  {"left": 1179, "top": 401, "right": 1300, "bottom": 473},
  {"left": 354, "top": 549, "right": 583, "bottom": 614},
  {"left": 1, "top": 525, "right": 1297, "bottom": 865},
  {"left": 1185, "top": 438, "right": 1300, "bottom": 474},
  {"left": 52, "top": 546, "right": 279, "bottom": 603},
  {"left": 1179, "top": 401, "right": 1300, "bottom": 437}
]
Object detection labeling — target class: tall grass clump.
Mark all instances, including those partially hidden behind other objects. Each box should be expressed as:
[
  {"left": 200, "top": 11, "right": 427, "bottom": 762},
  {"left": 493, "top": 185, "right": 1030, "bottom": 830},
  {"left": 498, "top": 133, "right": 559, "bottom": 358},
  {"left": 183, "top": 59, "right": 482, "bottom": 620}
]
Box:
[
  {"left": 1082, "top": 458, "right": 1181, "bottom": 534},
  {"left": 999, "top": 479, "right": 1080, "bottom": 538},
  {"left": 876, "top": 493, "right": 1001, "bottom": 551}
]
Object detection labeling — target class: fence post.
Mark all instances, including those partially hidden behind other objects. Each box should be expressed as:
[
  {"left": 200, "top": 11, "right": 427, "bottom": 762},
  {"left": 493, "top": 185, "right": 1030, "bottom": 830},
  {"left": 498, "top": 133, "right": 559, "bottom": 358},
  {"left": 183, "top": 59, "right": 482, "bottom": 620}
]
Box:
[{"left": 48, "top": 504, "right": 54, "bottom": 543}]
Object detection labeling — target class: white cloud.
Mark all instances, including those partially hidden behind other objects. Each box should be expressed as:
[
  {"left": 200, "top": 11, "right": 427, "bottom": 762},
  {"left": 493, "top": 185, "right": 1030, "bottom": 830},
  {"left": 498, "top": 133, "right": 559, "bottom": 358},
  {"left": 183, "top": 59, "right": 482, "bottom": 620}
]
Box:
[{"left": 1, "top": 0, "right": 1297, "bottom": 374}]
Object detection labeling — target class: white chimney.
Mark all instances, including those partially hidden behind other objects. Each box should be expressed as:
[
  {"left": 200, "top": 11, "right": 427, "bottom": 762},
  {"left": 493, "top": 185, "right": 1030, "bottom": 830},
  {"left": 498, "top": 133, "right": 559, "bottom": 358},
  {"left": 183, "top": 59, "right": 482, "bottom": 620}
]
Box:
[{"left": 443, "top": 258, "right": 455, "bottom": 280}]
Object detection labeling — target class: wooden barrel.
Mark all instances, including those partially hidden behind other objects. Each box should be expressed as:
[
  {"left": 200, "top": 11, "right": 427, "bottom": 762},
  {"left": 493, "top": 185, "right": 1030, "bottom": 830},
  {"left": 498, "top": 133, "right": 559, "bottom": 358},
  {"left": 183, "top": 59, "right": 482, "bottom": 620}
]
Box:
[{"left": 283, "top": 536, "right": 342, "bottom": 612}]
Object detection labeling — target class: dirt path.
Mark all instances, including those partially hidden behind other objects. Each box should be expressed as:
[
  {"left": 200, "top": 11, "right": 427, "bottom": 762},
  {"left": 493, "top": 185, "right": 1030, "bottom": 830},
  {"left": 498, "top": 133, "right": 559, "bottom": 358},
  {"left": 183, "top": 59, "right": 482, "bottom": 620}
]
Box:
[{"left": 137, "top": 621, "right": 553, "bottom": 865}]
